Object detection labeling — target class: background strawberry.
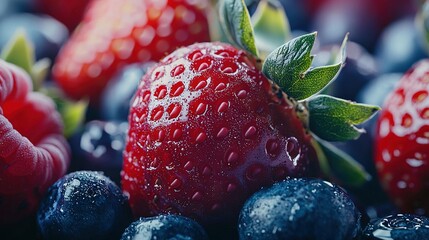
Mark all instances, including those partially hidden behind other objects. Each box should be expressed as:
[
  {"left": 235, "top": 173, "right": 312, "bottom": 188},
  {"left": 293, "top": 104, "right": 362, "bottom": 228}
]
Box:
[
  {"left": 0, "top": 59, "right": 70, "bottom": 224},
  {"left": 35, "top": 0, "right": 90, "bottom": 32},
  {"left": 375, "top": 59, "right": 429, "bottom": 215},
  {"left": 53, "top": 0, "right": 211, "bottom": 102}
]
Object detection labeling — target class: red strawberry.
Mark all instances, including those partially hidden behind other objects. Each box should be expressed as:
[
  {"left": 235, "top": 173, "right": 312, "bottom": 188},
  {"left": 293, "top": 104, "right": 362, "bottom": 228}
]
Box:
[
  {"left": 375, "top": 59, "right": 429, "bottom": 215},
  {"left": 122, "top": 42, "right": 319, "bottom": 225},
  {"left": 0, "top": 60, "right": 70, "bottom": 224},
  {"left": 35, "top": 0, "right": 90, "bottom": 31},
  {"left": 53, "top": 0, "right": 211, "bottom": 102}
]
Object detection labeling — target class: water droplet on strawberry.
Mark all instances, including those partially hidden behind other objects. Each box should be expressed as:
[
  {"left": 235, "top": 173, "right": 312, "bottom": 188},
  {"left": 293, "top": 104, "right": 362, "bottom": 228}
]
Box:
[
  {"left": 171, "top": 64, "right": 185, "bottom": 77},
  {"left": 170, "top": 82, "right": 185, "bottom": 97}
]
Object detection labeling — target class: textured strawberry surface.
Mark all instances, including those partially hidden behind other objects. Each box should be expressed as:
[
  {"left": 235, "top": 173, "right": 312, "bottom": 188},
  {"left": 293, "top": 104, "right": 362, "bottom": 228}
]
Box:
[
  {"left": 0, "top": 60, "right": 70, "bottom": 224},
  {"left": 122, "top": 42, "right": 319, "bottom": 225},
  {"left": 53, "top": 0, "right": 211, "bottom": 102},
  {"left": 375, "top": 59, "right": 429, "bottom": 215}
]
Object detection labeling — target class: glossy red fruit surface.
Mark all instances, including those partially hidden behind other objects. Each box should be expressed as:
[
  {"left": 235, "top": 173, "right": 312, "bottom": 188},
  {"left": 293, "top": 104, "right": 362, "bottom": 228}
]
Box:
[
  {"left": 375, "top": 59, "right": 429, "bottom": 215},
  {"left": 122, "top": 42, "right": 319, "bottom": 225},
  {"left": 0, "top": 60, "right": 70, "bottom": 224},
  {"left": 53, "top": 0, "right": 211, "bottom": 102}
]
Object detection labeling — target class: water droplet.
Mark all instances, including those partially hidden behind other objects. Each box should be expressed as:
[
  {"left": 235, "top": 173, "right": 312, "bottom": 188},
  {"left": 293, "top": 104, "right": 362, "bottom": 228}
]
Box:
[
  {"left": 215, "top": 82, "right": 226, "bottom": 91},
  {"left": 202, "top": 166, "right": 212, "bottom": 176},
  {"left": 157, "top": 129, "right": 165, "bottom": 141},
  {"left": 150, "top": 158, "right": 160, "bottom": 169},
  {"left": 216, "top": 127, "right": 229, "bottom": 138},
  {"left": 167, "top": 104, "right": 181, "bottom": 119},
  {"left": 401, "top": 113, "right": 413, "bottom": 128},
  {"left": 406, "top": 158, "right": 424, "bottom": 167},
  {"left": 151, "top": 106, "right": 164, "bottom": 121},
  {"left": 170, "top": 178, "right": 182, "bottom": 189},
  {"left": 170, "top": 82, "right": 185, "bottom": 97},
  {"left": 221, "top": 63, "right": 237, "bottom": 74},
  {"left": 143, "top": 91, "right": 151, "bottom": 101},
  {"left": 195, "top": 102, "right": 207, "bottom": 115},
  {"left": 183, "top": 161, "right": 194, "bottom": 172},
  {"left": 246, "top": 165, "right": 263, "bottom": 181},
  {"left": 266, "top": 139, "right": 280, "bottom": 157},
  {"left": 412, "top": 90, "right": 428, "bottom": 103},
  {"left": 217, "top": 101, "right": 229, "bottom": 113},
  {"left": 191, "top": 191, "right": 202, "bottom": 201},
  {"left": 171, "top": 64, "right": 185, "bottom": 77},
  {"left": 172, "top": 128, "right": 182, "bottom": 140},
  {"left": 244, "top": 125, "right": 257, "bottom": 139},
  {"left": 215, "top": 50, "right": 231, "bottom": 58},
  {"left": 188, "top": 50, "right": 203, "bottom": 61},
  {"left": 211, "top": 203, "right": 220, "bottom": 211},
  {"left": 195, "top": 79, "right": 207, "bottom": 90},
  {"left": 226, "top": 151, "right": 239, "bottom": 165},
  {"left": 195, "top": 131, "right": 207, "bottom": 143},
  {"left": 285, "top": 137, "right": 301, "bottom": 165},
  {"left": 237, "top": 89, "right": 247, "bottom": 99},
  {"left": 227, "top": 183, "right": 237, "bottom": 192}
]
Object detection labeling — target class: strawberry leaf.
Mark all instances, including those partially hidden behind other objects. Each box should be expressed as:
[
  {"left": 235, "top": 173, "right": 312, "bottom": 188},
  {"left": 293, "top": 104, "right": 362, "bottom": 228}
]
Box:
[
  {"left": 262, "top": 32, "right": 347, "bottom": 100},
  {"left": 251, "top": 0, "right": 290, "bottom": 57},
  {"left": 1, "top": 30, "right": 34, "bottom": 75},
  {"left": 312, "top": 136, "right": 371, "bottom": 187},
  {"left": 219, "top": 0, "right": 259, "bottom": 56},
  {"left": 307, "top": 95, "right": 380, "bottom": 141}
]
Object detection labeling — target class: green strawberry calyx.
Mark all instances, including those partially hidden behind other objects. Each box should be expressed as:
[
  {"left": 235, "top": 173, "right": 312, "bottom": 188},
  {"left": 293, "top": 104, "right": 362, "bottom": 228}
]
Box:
[{"left": 218, "top": 0, "right": 380, "bottom": 187}]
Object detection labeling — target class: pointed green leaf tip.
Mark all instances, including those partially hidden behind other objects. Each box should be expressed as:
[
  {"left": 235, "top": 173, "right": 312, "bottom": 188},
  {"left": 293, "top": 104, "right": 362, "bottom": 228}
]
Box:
[
  {"left": 308, "top": 95, "right": 380, "bottom": 141},
  {"left": 1, "top": 29, "right": 34, "bottom": 75},
  {"left": 220, "top": 0, "right": 259, "bottom": 56},
  {"left": 252, "top": 0, "right": 290, "bottom": 56},
  {"left": 262, "top": 32, "right": 347, "bottom": 100},
  {"left": 312, "top": 137, "right": 371, "bottom": 187}
]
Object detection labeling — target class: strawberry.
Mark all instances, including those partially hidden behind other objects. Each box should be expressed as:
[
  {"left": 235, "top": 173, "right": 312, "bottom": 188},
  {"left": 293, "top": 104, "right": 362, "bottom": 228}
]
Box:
[
  {"left": 122, "top": 41, "right": 319, "bottom": 224},
  {"left": 0, "top": 59, "right": 70, "bottom": 224},
  {"left": 122, "top": 0, "right": 378, "bottom": 229},
  {"left": 53, "top": 0, "right": 211, "bottom": 102},
  {"left": 375, "top": 59, "right": 429, "bottom": 215},
  {"left": 35, "top": 0, "right": 90, "bottom": 31}
]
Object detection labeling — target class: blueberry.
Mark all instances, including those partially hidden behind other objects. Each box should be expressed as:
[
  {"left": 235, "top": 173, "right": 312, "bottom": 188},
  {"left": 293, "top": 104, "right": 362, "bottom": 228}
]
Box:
[
  {"left": 363, "top": 214, "right": 429, "bottom": 240},
  {"left": 121, "top": 214, "right": 209, "bottom": 240},
  {"left": 100, "top": 62, "right": 156, "bottom": 121},
  {"left": 375, "top": 17, "right": 428, "bottom": 74},
  {"left": 37, "top": 171, "right": 132, "bottom": 240},
  {"left": 0, "top": 13, "right": 68, "bottom": 61},
  {"left": 68, "top": 121, "right": 128, "bottom": 184},
  {"left": 238, "top": 178, "right": 362, "bottom": 240}
]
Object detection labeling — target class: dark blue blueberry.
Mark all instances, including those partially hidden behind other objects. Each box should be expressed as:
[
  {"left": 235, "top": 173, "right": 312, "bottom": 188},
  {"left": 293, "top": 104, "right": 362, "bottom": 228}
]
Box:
[
  {"left": 0, "top": 13, "right": 68, "bottom": 61},
  {"left": 0, "top": 0, "right": 35, "bottom": 19},
  {"left": 315, "top": 41, "right": 379, "bottom": 101},
  {"left": 68, "top": 121, "right": 128, "bottom": 184},
  {"left": 363, "top": 214, "right": 429, "bottom": 240},
  {"left": 121, "top": 214, "right": 209, "bottom": 240},
  {"left": 238, "top": 178, "right": 362, "bottom": 240},
  {"left": 100, "top": 62, "right": 155, "bottom": 121},
  {"left": 375, "top": 17, "right": 428, "bottom": 74},
  {"left": 37, "top": 171, "right": 132, "bottom": 240}
]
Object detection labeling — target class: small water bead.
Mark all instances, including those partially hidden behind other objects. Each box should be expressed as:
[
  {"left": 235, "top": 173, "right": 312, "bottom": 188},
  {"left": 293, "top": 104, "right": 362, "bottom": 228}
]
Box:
[
  {"left": 211, "top": 203, "right": 221, "bottom": 212},
  {"left": 188, "top": 50, "right": 203, "bottom": 61},
  {"left": 217, "top": 101, "right": 229, "bottom": 113},
  {"left": 149, "top": 158, "right": 160, "bottom": 169},
  {"left": 285, "top": 137, "right": 301, "bottom": 161},
  {"left": 244, "top": 126, "right": 257, "bottom": 139},
  {"left": 220, "top": 63, "right": 238, "bottom": 74},
  {"left": 246, "top": 165, "right": 263, "bottom": 181},
  {"left": 169, "top": 178, "right": 182, "bottom": 190},
  {"left": 195, "top": 102, "right": 207, "bottom": 115},
  {"left": 213, "top": 82, "right": 227, "bottom": 93},
  {"left": 191, "top": 191, "right": 203, "bottom": 201},
  {"left": 172, "top": 128, "right": 182, "bottom": 140},
  {"left": 170, "top": 82, "right": 185, "bottom": 97},
  {"left": 143, "top": 91, "right": 151, "bottom": 102},
  {"left": 412, "top": 90, "right": 428, "bottom": 103},
  {"left": 157, "top": 129, "right": 166, "bottom": 141},
  {"left": 151, "top": 106, "right": 164, "bottom": 121},
  {"left": 237, "top": 89, "right": 248, "bottom": 99},
  {"left": 216, "top": 127, "right": 229, "bottom": 138},
  {"left": 171, "top": 64, "right": 185, "bottom": 77},
  {"left": 401, "top": 113, "right": 413, "bottom": 128},
  {"left": 155, "top": 86, "right": 167, "bottom": 99},
  {"left": 184, "top": 161, "right": 194, "bottom": 171},
  {"left": 265, "top": 139, "right": 280, "bottom": 157},
  {"left": 202, "top": 166, "right": 212, "bottom": 176},
  {"left": 194, "top": 131, "right": 207, "bottom": 143},
  {"left": 420, "top": 108, "right": 429, "bottom": 119},
  {"left": 193, "top": 57, "right": 212, "bottom": 72},
  {"left": 227, "top": 183, "right": 237, "bottom": 193},
  {"left": 167, "top": 104, "right": 181, "bottom": 119},
  {"left": 190, "top": 77, "right": 208, "bottom": 91},
  {"left": 226, "top": 151, "right": 239, "bottom": 165}
]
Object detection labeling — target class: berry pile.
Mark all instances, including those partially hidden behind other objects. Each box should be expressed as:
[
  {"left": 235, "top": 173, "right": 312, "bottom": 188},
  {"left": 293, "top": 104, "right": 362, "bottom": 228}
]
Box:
[{"left": 1, "top": 0, "right": 429, "bottom": 239}]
